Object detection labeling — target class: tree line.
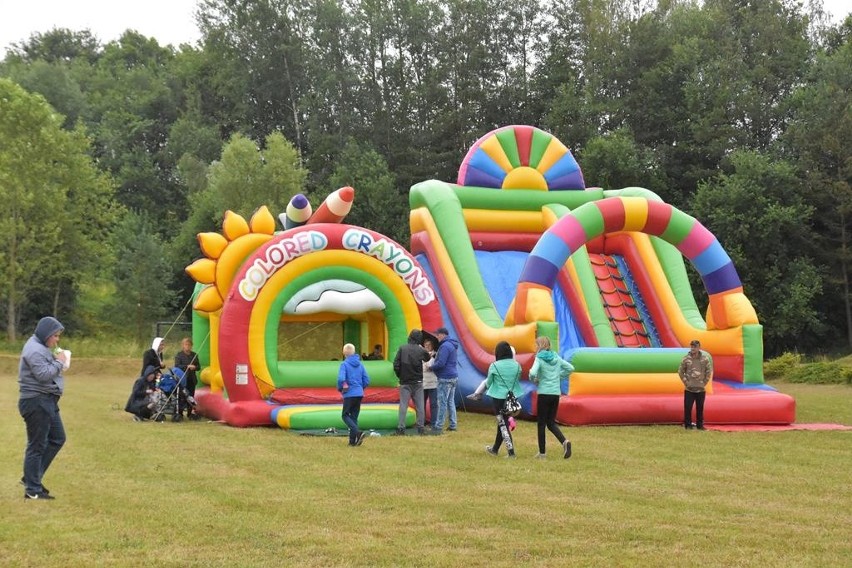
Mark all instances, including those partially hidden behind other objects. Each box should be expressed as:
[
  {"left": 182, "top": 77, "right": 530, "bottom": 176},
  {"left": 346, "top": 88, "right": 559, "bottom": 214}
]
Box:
[{"left": 0, "top": 0, "right": 849, "bottom": 355}]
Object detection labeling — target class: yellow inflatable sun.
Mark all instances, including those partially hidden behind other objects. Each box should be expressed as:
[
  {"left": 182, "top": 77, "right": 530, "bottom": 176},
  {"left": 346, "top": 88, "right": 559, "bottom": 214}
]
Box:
[{"left": 185, "top": 207, "right": 277, "bottom": 314}]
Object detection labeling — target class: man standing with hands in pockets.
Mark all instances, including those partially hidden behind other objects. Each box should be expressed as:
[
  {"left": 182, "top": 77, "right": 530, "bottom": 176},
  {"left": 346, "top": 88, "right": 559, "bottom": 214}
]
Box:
[
  {"left": 431, "top": 327, "right": 460, "bottom": 433},
  {"left": 678, "top": 339, "right": 712, "bottom": 430}
]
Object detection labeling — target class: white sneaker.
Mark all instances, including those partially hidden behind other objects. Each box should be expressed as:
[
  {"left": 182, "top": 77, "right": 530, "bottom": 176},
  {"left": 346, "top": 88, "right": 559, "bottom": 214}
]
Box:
[{"left": 534, "top": 453, "right": 546, "bottom": 459}]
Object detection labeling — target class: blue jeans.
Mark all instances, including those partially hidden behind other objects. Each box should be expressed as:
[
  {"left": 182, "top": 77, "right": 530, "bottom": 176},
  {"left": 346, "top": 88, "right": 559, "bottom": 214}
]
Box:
[
  {"left": 19, "top": 395, "right": 66, "bottom": 495},
  {"left": 434, "top": 378, "right": 458, "bottom": 431},
  {"left": 342, "top": 396, "right": 363, "bottom": 445}
]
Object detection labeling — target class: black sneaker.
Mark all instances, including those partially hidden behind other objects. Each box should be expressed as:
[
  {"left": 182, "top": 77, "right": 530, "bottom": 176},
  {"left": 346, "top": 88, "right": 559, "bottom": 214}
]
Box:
[
  {"left": 25, "top": 492, "right": 55, "bottom": 500},
  {"left": 20, "top": 478, "right": 49, "bottom": 496},
  {"left": 393, "top": 428, "right": 406, "bottom": 436},
  {"left": 563, "top": 440, "right": 572, "bottom": 459},
  {"left": 355, "top": 431, "right": 367, "bottom": 446}
]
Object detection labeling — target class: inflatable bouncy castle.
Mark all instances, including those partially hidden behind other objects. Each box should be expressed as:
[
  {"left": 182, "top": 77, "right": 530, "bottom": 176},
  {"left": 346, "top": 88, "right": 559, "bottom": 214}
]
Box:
[{"left": 186, "top": 125, "right": 795, "bottom": 429}]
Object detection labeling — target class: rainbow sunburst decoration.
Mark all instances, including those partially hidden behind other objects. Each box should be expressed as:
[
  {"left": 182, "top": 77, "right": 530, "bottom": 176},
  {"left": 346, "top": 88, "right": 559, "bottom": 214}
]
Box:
[{"left": 457, "top": 125, "right": 585, "bottom": 191}]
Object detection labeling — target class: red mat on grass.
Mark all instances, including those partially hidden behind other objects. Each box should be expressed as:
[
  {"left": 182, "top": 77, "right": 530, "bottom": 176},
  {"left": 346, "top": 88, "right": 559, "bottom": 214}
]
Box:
[{"left": 706, "top": 423, "right": 852, "bottom": 432}]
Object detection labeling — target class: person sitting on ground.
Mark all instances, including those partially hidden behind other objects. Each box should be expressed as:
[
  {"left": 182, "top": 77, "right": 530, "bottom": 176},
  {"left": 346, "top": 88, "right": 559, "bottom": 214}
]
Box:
[{"left": 125, "top": 365, "right": 160, "bottom": 421}]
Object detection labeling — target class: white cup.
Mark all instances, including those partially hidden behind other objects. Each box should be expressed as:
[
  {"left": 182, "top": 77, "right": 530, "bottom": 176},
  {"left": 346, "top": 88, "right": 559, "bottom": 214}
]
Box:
[{"left": 60, "top": 349, "right": 71, "bottom": 370}]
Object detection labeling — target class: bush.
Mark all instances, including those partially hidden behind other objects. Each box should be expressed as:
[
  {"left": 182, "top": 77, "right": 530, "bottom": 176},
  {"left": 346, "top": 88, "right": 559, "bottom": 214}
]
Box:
[
  {"left": 786, "top": 361, "right": 852, "bottom": 385},
  {"left": 763, "top": 352, "right": 802, "bottom": 381}
]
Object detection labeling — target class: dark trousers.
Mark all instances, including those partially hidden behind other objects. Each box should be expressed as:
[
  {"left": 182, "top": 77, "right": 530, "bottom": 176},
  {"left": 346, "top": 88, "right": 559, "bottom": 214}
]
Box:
[
  {"left": 424, "top": 388, "right": 437, "bottom": 424},
  {"left": 683, "top": 390, "right": 706, "bottom": 428},
  {"left": 19, "top": 395, "right": 66, "bottom": 495},
  {"left": 342, "top": 396, "right": 363, "bottom": 445},
  {"left": 490, "top": 398, "right": 515, "bottom": 455},
  {"left": 536, "top": 394, "right": 566, "bottom": 453}
]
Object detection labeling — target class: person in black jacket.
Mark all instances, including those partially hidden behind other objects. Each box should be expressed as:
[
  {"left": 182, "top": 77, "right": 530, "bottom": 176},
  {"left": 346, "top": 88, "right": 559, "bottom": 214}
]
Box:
[
  {"left": 125, "top": 365, "right": 160, "bottom": 421},
  {"left": 140, "top": 337, "right": 166, "bottom": 376},
  {"left": 392, "top": 329, "right": 431, "bottom": 435},
  {"left": 174, "top": 337, "right": 201, "bottom": 420}
]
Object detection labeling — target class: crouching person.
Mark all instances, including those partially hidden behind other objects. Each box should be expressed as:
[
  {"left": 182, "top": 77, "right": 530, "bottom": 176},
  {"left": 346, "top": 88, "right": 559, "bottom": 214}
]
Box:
[{"left": 125, "top": 365, "right": 159, "bottom": 421}]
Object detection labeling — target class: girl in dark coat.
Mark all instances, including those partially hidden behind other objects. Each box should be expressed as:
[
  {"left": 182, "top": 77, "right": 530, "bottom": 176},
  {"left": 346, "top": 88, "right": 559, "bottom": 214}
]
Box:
[{"left": 125, "top": 365, "right": 159, "bottom": 421}]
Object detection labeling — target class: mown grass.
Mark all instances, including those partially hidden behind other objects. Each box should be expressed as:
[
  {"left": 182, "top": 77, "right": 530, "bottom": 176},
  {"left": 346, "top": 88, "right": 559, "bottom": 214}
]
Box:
[{"left": 1, "top": 356, "right": 850, "bottom": 567}]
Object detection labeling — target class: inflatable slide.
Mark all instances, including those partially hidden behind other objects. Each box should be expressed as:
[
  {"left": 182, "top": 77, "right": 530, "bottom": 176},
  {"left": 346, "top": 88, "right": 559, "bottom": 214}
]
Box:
[{"left": 186, "top": 125, "right": 794, "bottom": 428}]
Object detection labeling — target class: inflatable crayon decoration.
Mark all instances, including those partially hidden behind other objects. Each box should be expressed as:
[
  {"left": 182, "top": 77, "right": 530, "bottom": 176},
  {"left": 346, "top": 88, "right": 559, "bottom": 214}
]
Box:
[
  {"left": 307, "top": 186, "right": 354, "bottom": 224},
  {"left": 280, "top": 193, "right": 312, "bottom": 230}
]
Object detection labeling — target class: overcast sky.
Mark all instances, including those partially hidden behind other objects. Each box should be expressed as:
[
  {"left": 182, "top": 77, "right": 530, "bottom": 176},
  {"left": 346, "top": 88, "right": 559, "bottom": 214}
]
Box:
[
  {"left": 0, "top": 0, "right": 202, "bottom": 55},
  {"left": 0, "top": 0, "right": 849, "bottom": 57}
]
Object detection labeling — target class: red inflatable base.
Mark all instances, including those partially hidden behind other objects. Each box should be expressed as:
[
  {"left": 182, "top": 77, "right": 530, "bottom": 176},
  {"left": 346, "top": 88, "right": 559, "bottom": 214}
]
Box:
[
  {"left": 553, "top": 382, "right": 795, "bottom": 426},
  {"left": 194, "top": 389, "right": 276, "bottom": 427},
  {"left": 269, "top": 387, "right": 400, "bottom": 405}
]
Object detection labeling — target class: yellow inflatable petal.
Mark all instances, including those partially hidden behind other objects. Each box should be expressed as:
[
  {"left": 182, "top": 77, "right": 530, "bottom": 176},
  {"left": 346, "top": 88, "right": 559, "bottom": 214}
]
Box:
[
  {"left": 222, "top": 210, "right": 250, "bottom": 240},
  {"left": 250, "top": 206, "right": 276, "bottom": 235},
  {"left": 193, "top": 285, "right": 224, "bottom": 313},
  {"left": 198, "top": 232, "right": 228, "bottom": 259},
  {"left": 185, "top": 258, "right": 217, "bottom": 284}
]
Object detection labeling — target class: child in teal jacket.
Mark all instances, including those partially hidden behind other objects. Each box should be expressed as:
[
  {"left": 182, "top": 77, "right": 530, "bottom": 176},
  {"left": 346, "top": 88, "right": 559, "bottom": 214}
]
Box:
[
  {"left": 484, "top": 341, "right": 522, "bottom": 458},
  {"left": 529, "top": 336, "right": 573, "bottom": 459}
]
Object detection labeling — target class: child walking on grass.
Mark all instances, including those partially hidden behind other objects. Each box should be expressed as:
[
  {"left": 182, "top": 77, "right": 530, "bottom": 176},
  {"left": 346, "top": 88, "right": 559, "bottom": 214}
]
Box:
[
  {"left": 529, "top": 336, "right": 573, "bottom": 459},
  {"left": 338, "top": 343, "right": 370, "bottom": 447}
]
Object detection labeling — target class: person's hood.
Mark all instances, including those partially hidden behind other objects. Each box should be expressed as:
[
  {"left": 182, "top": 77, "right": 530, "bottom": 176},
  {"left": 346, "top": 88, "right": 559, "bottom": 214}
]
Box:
[
  {"left": 537, "top": 350, "right": 557, "bottom": 363},
  {"left": 441, "top": 337, "right": 459, "bottom": 348},
  {"left": 142, "top": 364, "right": 159, "bottom": 380},
  {"left": 34, "top": 317, "right": 64, "bottom": 345},
  {"left": 407, "top": 329, "right": 423, "bottom": 344},
  {"left": 151, "top": 337, "right": 164, "bottom": 351},
  {"left": 344, "top": 354, "right": 363, "bottom": 367}
]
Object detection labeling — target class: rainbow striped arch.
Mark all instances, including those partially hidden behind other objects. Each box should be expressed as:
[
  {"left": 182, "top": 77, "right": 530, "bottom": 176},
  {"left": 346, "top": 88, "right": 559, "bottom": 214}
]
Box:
[
  {"left": 521, "top": 196, "right": 741, "bottom": 296},
  {"left": 457, "top": 125, "right": 585, "bottom": 191}
]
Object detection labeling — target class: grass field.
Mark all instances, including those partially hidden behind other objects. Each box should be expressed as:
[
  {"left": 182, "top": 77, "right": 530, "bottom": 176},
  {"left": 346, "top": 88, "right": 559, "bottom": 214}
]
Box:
[{"left": 1, "top": 355, "right": 850, "bottom": 567}]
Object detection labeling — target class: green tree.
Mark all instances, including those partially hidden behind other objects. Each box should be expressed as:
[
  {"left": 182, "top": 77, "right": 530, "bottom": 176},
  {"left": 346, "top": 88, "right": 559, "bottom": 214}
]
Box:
[
  {"left": 328, "top": 138, "right": 406, "bottom": 243},
  {"left": 5, "top": 28, "right": 101, "bottom": 65},
  {"left": 205, "top": 131, "right": 308, "bottom": 220},
  {"left": 692, "top": 150, "right": 824, "bottom": 355},
  {"left": 197, "top": 0, "right": 309, "bottom": 147},
  {"left": 0, "top": 78, "right": 116, "bottom": 340},
  {"left": 3, "top": 60, "right": 88, "bottom": 128},
  {"left": 108, "top": 210, "right": 177, "bottom": 342},
  {"left": 783, "top": 28, "right": 852, "bottom": 347},
  {"left": 579, "top": 129, "right": 667, "bottom": 192},
  {"left": 611, "top": 1, "right": 811, "bottom": 205}
]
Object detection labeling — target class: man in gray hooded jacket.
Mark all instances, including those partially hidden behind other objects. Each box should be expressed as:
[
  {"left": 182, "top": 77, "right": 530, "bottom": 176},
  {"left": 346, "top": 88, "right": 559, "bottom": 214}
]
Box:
[{"left": 18, "top": 316, "right": 67, "bottom": 500}]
